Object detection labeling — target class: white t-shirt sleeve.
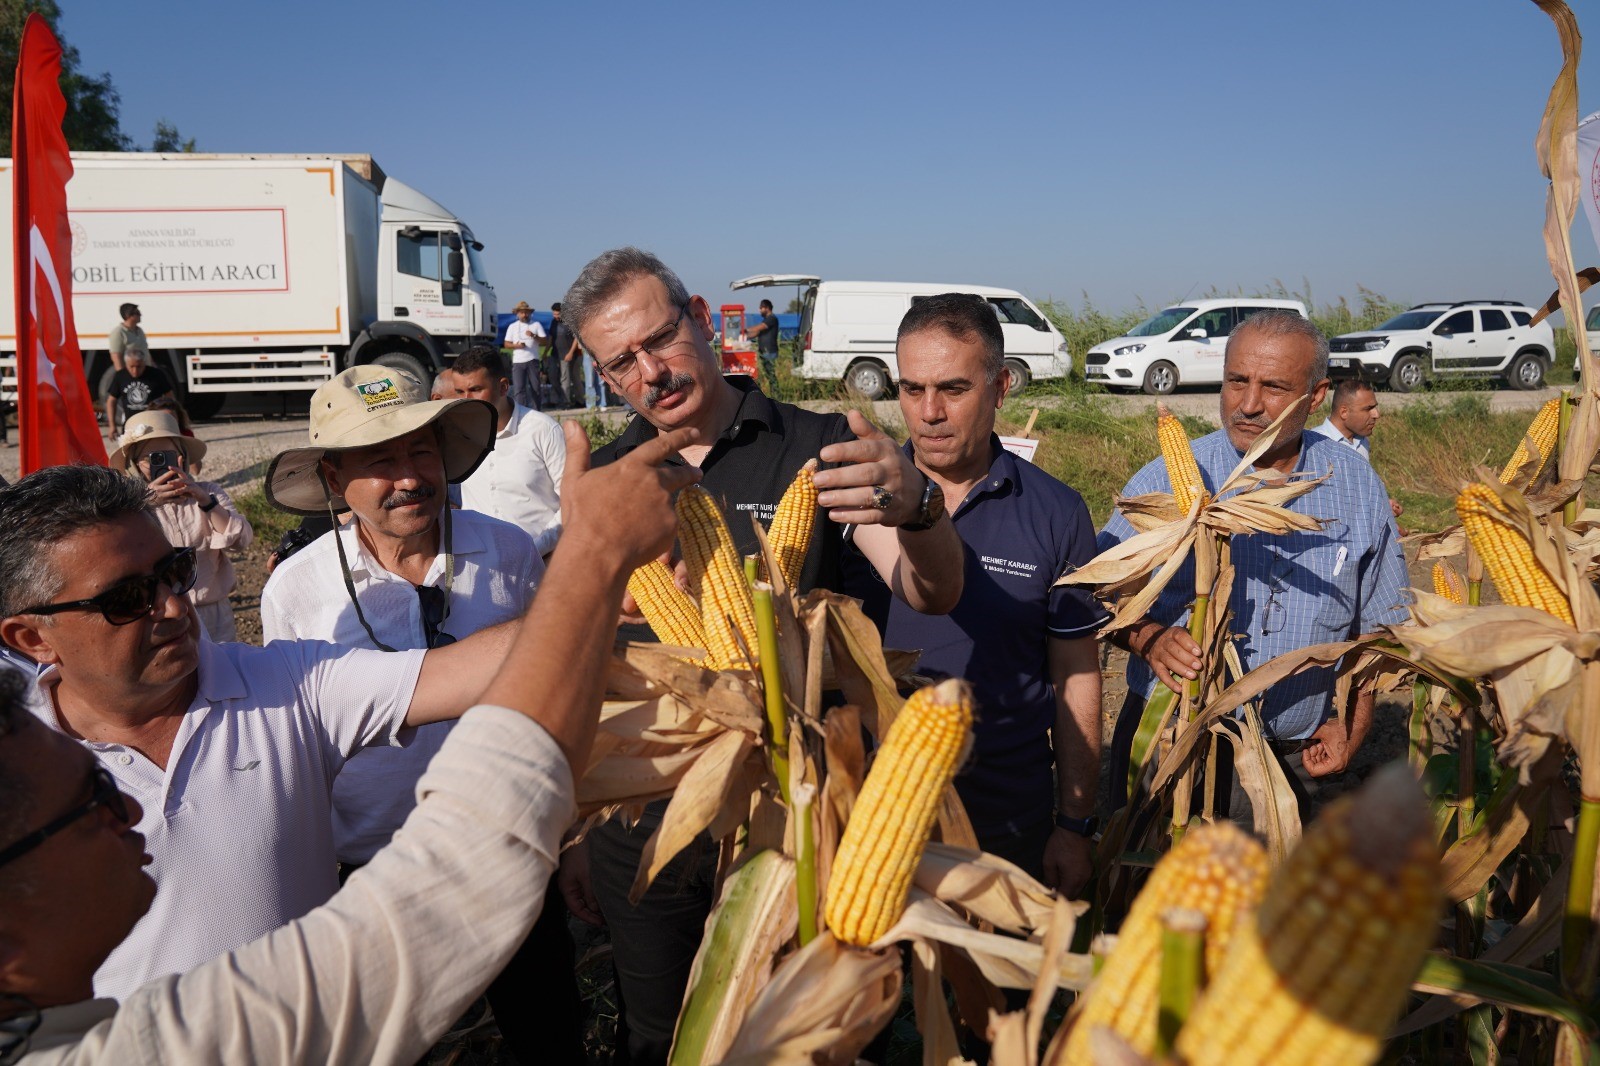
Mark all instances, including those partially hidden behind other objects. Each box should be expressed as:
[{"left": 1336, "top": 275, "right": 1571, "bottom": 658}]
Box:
[{"left": 292, "top": 640, "right": 428, "bottom": 756}]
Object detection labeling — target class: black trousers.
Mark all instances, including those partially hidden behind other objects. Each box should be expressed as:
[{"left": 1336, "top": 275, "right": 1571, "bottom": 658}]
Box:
[{"left": 587, "top": 801, "right": 720, "bottom": 1066}]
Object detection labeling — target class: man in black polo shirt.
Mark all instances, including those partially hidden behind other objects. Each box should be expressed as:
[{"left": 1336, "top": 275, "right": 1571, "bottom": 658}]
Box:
[
  {"left": 849, "top": 293, "right": 1108, "bottom": 895},
  {"left": 561, "top": 246, "right": 965, "bottom": 1066}
]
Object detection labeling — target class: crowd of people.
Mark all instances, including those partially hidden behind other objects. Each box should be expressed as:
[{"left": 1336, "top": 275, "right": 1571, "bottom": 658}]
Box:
[{"left": 0, "top": 248, "right": 1409, "bottom": 1065}]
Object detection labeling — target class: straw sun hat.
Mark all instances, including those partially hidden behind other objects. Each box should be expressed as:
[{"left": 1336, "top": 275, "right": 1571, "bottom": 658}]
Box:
[
  {"left": 264, "top": 364, "right": 496, "bottom": 516},
  {"left": 109, "top": 411, "right": 207, "bottom": 472}
]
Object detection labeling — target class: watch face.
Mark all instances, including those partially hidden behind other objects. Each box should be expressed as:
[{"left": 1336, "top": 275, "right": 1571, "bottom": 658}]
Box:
[{"left": 923, "top": 478, "right": 946, "bottom": 523}]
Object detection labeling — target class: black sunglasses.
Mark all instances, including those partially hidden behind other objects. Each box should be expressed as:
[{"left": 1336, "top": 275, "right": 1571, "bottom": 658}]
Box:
[
  {"left": 16, "top": 548, "right": 197, "bottom": 625},
  {"left": 0, "top": 766, "right": 131, "bottom": 869},
  {"left": 415, "top": 585, "right": 456, "bottom": 650}
]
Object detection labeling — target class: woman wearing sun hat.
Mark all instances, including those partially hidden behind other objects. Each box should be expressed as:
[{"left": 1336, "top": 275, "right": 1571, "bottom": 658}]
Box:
[{"left": 110, "top": 411, "right": 254, "bottom": 640}]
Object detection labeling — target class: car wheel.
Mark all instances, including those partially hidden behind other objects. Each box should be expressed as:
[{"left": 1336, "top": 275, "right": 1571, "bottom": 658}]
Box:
[
  {"left": 368, "top": 351, "right": 431, "bottom": 389},
  {"left": 1389, "top": 354, "right": 1426, "bottom": 393},
  {"left": 1507, "top": 351, "right": 1546, "bottom": 391},
  {"left": 845, "top": 360, "right": 890, "bottom": 400},
  {"left": 1141, "top": 361, "right": 1178, "bottom": 396},
  {"left": 1004, "top": 359, "right": 1031, "bottom": 397}
]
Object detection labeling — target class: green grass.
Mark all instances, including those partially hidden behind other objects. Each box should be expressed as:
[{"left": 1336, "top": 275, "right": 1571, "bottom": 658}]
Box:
[{"left": 233, "top": 486, "right": 297, "bottom": 547}]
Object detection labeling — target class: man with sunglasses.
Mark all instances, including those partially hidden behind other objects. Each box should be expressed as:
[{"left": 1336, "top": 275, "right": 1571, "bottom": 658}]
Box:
[
  {"left": 260, "top": 366, "right": 583, "bottom": 1063},
  {"left": 559, "top": 247, "right": 967, "bottom": 1066},
  {"left": 0, "top": 425, "right": 700, "bottom": 1064},
  {"left": 1098, "top": 310, "right": 1409, "bottom": 825},
  {"left": 0, "top": 446, "right": 540, "bottom": 1003}
]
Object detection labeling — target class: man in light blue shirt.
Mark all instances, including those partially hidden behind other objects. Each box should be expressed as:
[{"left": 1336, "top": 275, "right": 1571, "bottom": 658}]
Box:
[
  {"left": 1101, "top": 311, "right": 1409, "bottom": 818},
  {"left": 1307, "top": 378, "right": 1377, "bottom": 460}
]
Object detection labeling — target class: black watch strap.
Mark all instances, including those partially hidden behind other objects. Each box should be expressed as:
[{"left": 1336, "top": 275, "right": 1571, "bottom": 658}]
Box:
[
  {"left": 1054, "top": 812, "right": 1099, "bottom": 837},
  {"left": 199, "top": 493, "right": 218, "bottom": 512}
]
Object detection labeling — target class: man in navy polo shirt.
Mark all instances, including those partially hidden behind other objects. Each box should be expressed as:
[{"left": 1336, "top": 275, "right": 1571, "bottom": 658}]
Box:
[{"left": 849, "top": 293, "right": 1108, "bottom": 894}]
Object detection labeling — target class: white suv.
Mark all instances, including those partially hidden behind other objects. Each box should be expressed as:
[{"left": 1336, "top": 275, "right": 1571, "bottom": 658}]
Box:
[{"left": 1328, "top": 301, "right": 1554, "bottom": 392}]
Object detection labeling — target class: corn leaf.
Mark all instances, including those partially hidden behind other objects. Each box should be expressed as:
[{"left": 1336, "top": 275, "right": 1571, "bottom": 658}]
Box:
[
  {"left": 915, "top": 842, "right": 1075, "bottom": 935},
  {"left": 1407, "top": 953, "right": 1595, "bottom": 1044}
]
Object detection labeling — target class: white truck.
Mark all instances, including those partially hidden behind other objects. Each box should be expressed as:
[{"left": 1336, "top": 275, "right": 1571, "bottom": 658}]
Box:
[{"left": 0, "top": 152, "right": 497, "bottom": 418}]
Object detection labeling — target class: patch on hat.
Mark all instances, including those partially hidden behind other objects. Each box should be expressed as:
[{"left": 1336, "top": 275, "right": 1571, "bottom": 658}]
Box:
[{"left": 355, "top": 378, "right": 401, "bottom": 407}]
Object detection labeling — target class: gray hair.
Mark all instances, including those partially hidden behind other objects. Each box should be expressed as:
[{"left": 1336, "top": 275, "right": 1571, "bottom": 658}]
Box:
[
  {"left": 562, "top": 247, "right": 691, "bottom": 349},
  {"left": 1228, "top": 309, "right": 1329, "bottom": 386},
  {"left": 0, "top": 465, "right": 153, "bottom": 618}
]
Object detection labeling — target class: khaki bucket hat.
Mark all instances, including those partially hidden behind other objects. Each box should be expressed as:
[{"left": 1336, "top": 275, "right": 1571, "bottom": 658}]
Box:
[
  {"left": 264, "top": 364, "right": 496, "bottom": 516},
  {"left": 108, "top": 411, "right": 207, "bottom": 472}
]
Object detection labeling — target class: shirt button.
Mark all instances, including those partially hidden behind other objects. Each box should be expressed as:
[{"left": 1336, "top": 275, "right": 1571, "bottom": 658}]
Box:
[{"left": 116, "top": 753, "right": 133, "bottom": 766}]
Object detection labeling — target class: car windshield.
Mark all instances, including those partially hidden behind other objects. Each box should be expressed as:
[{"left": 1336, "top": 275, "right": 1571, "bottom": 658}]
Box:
[
  {"left": 1127, "top": 307, "right": 1196, "bottom": 337},
  {"left": 1377, "top": 310, "right": 1444, "bottom": 331}
]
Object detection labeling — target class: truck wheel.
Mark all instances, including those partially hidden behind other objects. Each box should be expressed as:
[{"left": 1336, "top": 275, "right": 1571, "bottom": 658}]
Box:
[
  {"left": 183, "top": 392, "right": 226, "bottom": 421},
  {"left": 369, "top": 351, "right": 431, "bottom": 390},
  {"left": 1506, "top": 351, "right": 1547, "bottom": 390},
  {"left": 1141, "top": 361, "right": 1177, "bottom": 395},
  {"left": 1389, "top": 354, "right": 1426, "bottom": 393},
  {"left": 1004, "top": 359, "right": 1031, "bottom": 396},
  {"left": 845, "top": 361, "right": 890, "bottom": 400}
]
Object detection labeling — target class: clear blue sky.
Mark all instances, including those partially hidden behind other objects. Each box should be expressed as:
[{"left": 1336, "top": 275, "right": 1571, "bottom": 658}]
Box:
[{"left": 64, "top": 0, "right": 1600, "bottom": 319}]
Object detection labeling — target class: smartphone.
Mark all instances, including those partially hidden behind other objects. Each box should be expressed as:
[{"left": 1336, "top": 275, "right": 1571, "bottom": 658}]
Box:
[{"left": 146, "top": 449, "right": 175, "bottom": 482}]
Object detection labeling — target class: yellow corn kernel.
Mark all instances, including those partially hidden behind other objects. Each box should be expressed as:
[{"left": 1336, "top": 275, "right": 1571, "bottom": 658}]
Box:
[
  {"left": 1157, "top": 402, "right": 1206, "bottom": 514},
  {"left": 1058, "top": 823, "right": 1269, "bottom": 1065},
  {"left": 1174, "top": 765, "right": 1439, "bottom": 1066},
  {"left": 1498, "top": 397, "right": 1560, "bottom": 484},
  {"left": 767, "top": 459, "right": 818, "bottom": 591},
  {"left": 676, "top": 486, "right": 759, "bottom": 670},
  {"left": 825, "top": 679, "right": 972, "bottom": 946},
  {"left": 1456, "top": 484, "right": 1573, "bottom": 624},
  {"left": 627, "top": 560, "right": 707, "bottom": 662},
  {"left": 1430, "top": 561, "right": 1466, "bottom": 606}
]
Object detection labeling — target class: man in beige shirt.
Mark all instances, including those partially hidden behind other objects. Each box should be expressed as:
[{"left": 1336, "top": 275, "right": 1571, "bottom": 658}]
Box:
[{"left": 0, "top": 421, "right": 700, "bottom": 1065}]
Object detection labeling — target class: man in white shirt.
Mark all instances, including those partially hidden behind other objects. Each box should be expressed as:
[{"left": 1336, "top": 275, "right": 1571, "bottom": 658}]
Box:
[
  {"left": 0, "top": 423, "right": 701, "bottom": 1065},
  {"left": 261, "top": 363, "right": 580, "bottom": 1062},
  {"left": 449, "top": 344, "right": 566, "bottom": 557},
  {"left": 0, "top": 459, "right": 522, "bottom": 1000},
  {"left": 1308, "top": 378, "right": 1403, "bottom": 522},
  {"left": 504, "top": 300, "right": 547, "bottom": 410}
]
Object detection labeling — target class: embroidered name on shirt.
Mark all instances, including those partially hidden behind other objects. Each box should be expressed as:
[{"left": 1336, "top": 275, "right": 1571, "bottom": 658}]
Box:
[
  {"left": 980, "top": 555, "right": 1037, "bottom": 579},
  {"left": 733, "top": 502, "right": 779, "bottom": 521}
]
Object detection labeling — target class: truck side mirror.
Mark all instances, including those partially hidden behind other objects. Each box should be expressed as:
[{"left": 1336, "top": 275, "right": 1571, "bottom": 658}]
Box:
[{"left": 447, "top": 250, "right": 465, "bottom": 282}]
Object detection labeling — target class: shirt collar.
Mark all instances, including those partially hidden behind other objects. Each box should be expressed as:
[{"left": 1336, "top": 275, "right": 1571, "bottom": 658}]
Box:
[
  {"left": 500, "top": 403, "right": 533, "bottom": 439},
  {"left": 611, "top": 376, "right": 778, "bottom": 457},
  {"left": 339, "top": 511, "right": 487, "bottom": 579},
  {"left": 33, "top": 635, "right": 241, "bottom": 726}
]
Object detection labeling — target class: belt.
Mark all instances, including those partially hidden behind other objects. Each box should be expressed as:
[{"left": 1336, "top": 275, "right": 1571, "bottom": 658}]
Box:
[{"left": 1268, "top": 738, "right": 1307, "bottom": 756}]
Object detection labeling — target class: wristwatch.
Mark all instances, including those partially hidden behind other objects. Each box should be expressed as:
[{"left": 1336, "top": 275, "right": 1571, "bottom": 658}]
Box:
[
  {"left": 1054, "top": 812, "right": 1099, "bottom": 837},
  {"left": 199, "top": 494, "right": 219, "bottom": 512},
  {"left": 900, "top": 473, "right": 946, "bottom": 532}
]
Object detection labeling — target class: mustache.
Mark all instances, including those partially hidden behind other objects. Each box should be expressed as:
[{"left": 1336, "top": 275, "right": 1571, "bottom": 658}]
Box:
[
  {"left": 381, "top": 485, "right": 437, "bottom": 510},
  {"left": 644, "top": 373, "right": 696, "bottom": 409},
  {"left": 1229, "top": 411, "right": 1272, "bottom": 431}
]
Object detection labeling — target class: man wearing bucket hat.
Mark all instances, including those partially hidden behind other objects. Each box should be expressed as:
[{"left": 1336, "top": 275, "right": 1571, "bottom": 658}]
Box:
[
  {"left": 260, "top": 364, "right": 583, "bottom": 1063},
  {"left": 109, "top": 412, "right": 253, "bottom": 641},
  {"left": 504, "top": 300, "right": 547, "bottom": 410}
]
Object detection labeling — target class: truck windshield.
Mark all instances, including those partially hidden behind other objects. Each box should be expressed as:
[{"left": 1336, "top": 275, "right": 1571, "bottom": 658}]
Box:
[
  {"left": 1376, "top": 310, "right": 1445, "bottom": 331},
  {"left": 465, "top": 241, "right": 489, "bottom": 285},
  {"left": 1127, "top": 307, "right": 1196, "bottom": 337}
]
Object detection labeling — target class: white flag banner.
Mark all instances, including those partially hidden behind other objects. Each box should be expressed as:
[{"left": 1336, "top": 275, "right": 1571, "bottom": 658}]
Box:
[{"left": 1580, "top": 111, "right": 1600, "bottom": 259}]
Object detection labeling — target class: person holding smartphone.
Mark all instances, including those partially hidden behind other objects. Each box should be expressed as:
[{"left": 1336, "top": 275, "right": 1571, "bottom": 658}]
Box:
[{"left": 109, "top": 411, "right": 252, "bottom": 641}]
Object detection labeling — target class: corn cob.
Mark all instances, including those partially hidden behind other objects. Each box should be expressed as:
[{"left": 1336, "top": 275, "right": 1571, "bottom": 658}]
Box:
[
  {"left": 767, "top": 459, "right": 818, "bottom": 590},
  {"left": 1430, "top": 561, "right": 1466, "bottom": 606},
  {"left": 825, "top": 679, "right": 972, "bottom": 946},
  {"left": 627, "top": 559, "right": 707, "bottom": 662},
  {"left": 1456, "top": 484, "right": 1573, "bottom": 624},
  {"left": 1057, "top": 823, "right": 1268, "bottom": 1065},
  {"left": 1498, "top": 396, "right": 1560, "bottom": 484},
  {"left": 676, "top": 486, "right": 760, "bottom": 670},
  {"left": 1174, "top": 764, "right": 1438, "bottom": 1066},
  {"left": 1157, "top": 401, "right": 1205, "bottom": 513}
]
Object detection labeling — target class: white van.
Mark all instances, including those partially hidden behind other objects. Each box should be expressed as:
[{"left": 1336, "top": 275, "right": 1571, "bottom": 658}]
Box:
[
  {"left": 730, "top": 274, "right": 1070, "bottom": 399},
  {"left": 1084, "top": 298, "right": 1309, "bottom": 395}
]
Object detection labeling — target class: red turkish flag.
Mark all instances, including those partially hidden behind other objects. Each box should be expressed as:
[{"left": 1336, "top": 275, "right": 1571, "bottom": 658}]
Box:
[{"left": 13, "top": 13, "right": 106, "bottom": 474}]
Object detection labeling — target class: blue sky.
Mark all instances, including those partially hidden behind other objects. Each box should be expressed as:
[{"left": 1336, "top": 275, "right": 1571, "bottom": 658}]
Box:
[{"left": 66, "top": 0, "right": 1600, "bottom": 319}]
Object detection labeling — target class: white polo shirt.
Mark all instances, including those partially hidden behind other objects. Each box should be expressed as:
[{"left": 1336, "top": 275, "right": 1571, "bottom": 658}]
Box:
[
  {"left": 460, "top": 403, "right": 567, "bottom": 556},
  {"left": 33, "top": 637, "right": 426, "bottom": 1001},
  {"left": 504, "top": 318, "right": 547, "bottom": 365},
  {"left": 260, "top": 508, "right": 540, "bottom": 863}
]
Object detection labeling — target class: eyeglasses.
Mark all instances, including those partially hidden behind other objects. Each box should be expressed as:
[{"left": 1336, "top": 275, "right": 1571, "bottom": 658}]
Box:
[
  {"left": 597, "top": 305, "right": 690, "bottom": 383},
  {"left": 0, "top": 994, "right": 42, "bottom": 1066},
  {"left": 0, "top": 766, "right": 131, "bottom": 869},
  {"left": 415, "top": 585, "right": 456, "bottom": 649},
  {"left": 16, "top": 548, "right": 197, "bottom": 625},
  {"left": 1259, "top": 553, "right": 1292, "bottom": 636}
]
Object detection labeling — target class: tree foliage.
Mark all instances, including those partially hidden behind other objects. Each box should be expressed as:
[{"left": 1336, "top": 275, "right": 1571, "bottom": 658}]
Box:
[
  {"left": 0, "top": 0, "right": 130, "bottom": 155},
  {"left": 151, "top": 118, "right": 194, "bottom": 153}
]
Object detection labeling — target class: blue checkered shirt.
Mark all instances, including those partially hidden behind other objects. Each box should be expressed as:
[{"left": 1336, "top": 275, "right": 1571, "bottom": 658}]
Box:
[{"left": 1099, "top": 428, "right": 1410, "bottom": 740}]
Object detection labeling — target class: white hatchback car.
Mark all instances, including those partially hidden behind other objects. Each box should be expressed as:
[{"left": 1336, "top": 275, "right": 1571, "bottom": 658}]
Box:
[
  {"left": 1329, "top": 301, "right": 1555, "bottom": 392},
  {"left": 1084, "top": 298, "right": 1308, "bottom": 395}
]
